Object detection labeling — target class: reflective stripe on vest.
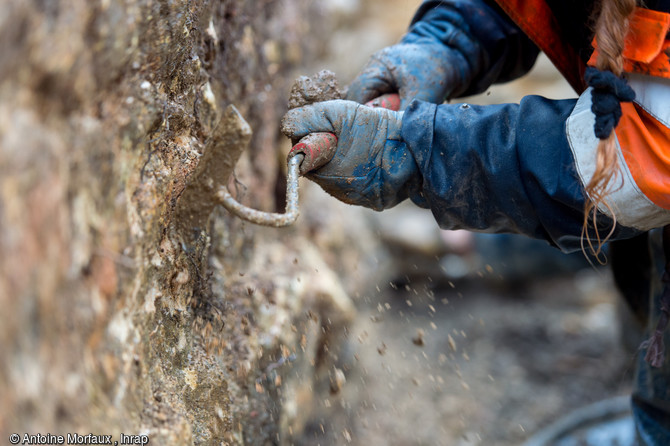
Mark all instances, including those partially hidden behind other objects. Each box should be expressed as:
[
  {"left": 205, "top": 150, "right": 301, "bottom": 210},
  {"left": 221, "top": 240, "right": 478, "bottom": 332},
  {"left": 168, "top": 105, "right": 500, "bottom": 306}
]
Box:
[
  {"left": 566, "top": 86, "right": 670, "bottom": 231},
  {"left": 616, "top": 74, "right": 670, "bottom": 210},
  {"left": 566, "top": 76, "right": 670, "bottom": 230},
  {"left": 575, "top": 8, "right": 670, "bottom": 224}
]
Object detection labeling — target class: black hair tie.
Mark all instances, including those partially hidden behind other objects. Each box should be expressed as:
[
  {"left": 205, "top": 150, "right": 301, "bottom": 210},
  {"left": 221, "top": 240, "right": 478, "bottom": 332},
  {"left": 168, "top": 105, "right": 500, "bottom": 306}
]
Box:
[{"left": 584, "top": 66, "right": 636, "bottom": 139}]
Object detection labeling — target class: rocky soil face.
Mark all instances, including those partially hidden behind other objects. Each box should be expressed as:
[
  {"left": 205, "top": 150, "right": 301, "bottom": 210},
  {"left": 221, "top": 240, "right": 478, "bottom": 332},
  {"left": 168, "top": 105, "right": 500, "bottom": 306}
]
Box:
[{"left": 0, "top": 1, "right": 379, "bottom": 444}]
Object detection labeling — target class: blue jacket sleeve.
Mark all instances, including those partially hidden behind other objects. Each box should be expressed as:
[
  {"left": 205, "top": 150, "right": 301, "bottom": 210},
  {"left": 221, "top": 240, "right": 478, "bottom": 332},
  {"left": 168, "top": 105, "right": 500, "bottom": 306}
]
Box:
[
  {"left": 405, "top": 0, "right": 540, "bottom": 98},
  {"left": 402, "top": 98, "right": 640, "bottom": 252}
]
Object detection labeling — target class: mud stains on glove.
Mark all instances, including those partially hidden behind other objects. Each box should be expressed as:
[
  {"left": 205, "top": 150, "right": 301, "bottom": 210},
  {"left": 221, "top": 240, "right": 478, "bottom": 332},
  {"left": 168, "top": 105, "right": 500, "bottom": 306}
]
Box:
[
  {"left": 346, "top": 43, "right": 462, "bottom": 110},
  {"left": 281, "top": 100, "right": 420, "bottom": 210}
]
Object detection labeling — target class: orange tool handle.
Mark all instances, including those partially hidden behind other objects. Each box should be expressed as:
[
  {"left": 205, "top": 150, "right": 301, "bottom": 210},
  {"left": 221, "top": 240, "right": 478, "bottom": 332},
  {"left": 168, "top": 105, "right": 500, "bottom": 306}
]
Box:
[{"left": 288, "top": 93, "right": 400, "bottom": 175}]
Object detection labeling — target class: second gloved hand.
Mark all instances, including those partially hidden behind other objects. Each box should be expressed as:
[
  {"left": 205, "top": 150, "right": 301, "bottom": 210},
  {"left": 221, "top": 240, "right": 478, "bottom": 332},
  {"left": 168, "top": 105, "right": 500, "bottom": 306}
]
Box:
[
  {"left": 347, "top": 42, "right": 461, "bottom": 110},
  {"left": 346, "top": 6, "right": 485, "bottom": 110},
  {"left": 281, "top": 100, "right": 419, "bottom": 211}
]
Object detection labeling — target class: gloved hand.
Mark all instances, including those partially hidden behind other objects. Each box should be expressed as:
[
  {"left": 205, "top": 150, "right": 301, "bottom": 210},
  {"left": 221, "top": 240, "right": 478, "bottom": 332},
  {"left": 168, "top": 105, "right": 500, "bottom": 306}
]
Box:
[
  {"left": 281, "top": 100, "right": 419, "bottom": 211},
  {"left": 347, "top": 43, "right": 461, "bottom": 110},
  {"left": 346, "top": 8, "right": 480, "bottom": 110}
]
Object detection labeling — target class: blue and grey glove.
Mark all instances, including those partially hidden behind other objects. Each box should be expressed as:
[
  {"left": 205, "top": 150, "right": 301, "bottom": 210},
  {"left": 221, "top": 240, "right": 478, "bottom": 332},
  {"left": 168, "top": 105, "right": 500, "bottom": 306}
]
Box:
[
  {"left": 281, "top": 100, "right": 420, "bottom": 210},
  {"left": 346, "top": 6, "right": 484, "bottom": 109}
]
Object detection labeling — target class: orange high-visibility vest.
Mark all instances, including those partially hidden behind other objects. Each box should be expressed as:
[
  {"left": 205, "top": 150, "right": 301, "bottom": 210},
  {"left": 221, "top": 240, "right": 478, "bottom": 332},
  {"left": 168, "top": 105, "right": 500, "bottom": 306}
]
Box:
[
  {"left": 492, "top": 2, "right": 670, "bottom": 89},
  {"left": 589, "top": 8, "right": 670, "bottom": 209}
]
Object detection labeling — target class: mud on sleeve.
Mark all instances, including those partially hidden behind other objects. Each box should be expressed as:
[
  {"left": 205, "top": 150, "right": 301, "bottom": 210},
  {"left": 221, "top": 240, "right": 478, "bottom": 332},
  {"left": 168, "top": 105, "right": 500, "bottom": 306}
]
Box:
[
  {"left": 401, "top": 98, "right": 641, "bottom": 252},
  {"left": 407, "top": 0, "right": 540, "bottom": 97}
]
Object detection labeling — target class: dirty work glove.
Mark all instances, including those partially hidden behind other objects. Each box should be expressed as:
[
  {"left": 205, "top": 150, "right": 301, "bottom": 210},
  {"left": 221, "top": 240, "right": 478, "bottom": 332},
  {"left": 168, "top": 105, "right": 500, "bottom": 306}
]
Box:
[
  {"left": 347, "top": 7, "right": 482, "bottom": 110},
  {"left": 281, "top": 100, "right": 419, "bottom": 211}
]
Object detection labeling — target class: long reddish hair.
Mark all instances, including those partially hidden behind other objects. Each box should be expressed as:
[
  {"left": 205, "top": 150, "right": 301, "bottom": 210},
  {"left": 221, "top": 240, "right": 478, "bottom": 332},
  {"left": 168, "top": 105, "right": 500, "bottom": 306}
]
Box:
[{"left": 582, "top": 0, "right": 636, "bottom": 258}]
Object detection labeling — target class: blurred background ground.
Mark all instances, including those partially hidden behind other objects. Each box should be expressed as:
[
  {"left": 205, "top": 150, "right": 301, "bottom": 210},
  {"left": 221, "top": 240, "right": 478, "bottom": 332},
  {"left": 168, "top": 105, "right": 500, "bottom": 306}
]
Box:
[{"left": 290, "top": 1, "right": 637, "bottom": 445}]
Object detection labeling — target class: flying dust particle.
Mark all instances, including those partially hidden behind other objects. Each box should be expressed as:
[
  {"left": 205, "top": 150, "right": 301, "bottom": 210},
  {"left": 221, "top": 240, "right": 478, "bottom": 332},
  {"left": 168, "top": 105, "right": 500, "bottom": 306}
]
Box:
[
  {"left": 330, "top": 367, "right": 346, "bottom": 394},
  {"left": 448, "top": 334, "right": 457, "bottom": 352},
  {"left": 412, "top": 329, "right": 425, "bottom": 346}
]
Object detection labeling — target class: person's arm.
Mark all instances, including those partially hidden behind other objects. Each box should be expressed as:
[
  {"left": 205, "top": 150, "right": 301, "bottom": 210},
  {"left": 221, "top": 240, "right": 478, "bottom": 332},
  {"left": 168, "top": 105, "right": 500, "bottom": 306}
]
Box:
[
  {"left": 407, "top": 0, "right": 540, "bottom": 96},
  {"left": 282, "top": 93, "right": 665, "bottom": 252},
  {"left": 347, "top": 0, "right": 540, "bottom": 107},
  {"left": 402, "top": 97, "right": 642, "bottom": 252}
]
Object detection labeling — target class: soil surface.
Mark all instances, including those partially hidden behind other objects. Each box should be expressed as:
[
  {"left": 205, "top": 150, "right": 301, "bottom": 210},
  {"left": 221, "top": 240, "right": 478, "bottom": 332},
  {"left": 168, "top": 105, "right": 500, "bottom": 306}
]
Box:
[
  {"left": 287, "top": 70, "right": 344, "bottom": 109},
  {"left": 299, "top": 267, "right": 634, "bottom": 445}
]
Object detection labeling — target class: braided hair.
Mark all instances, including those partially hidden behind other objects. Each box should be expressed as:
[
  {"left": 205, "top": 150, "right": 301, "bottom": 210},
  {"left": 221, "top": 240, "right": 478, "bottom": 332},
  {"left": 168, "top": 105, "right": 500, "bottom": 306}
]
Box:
[
  {"left": 586, "top": 1, "right": 670, "bottom": 369},
  {"left": 582, "top": 0, "right": 637, "bottom": 257}
]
